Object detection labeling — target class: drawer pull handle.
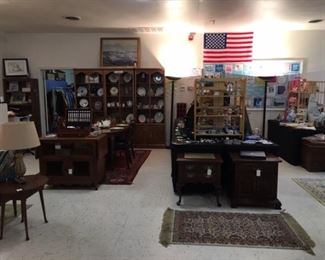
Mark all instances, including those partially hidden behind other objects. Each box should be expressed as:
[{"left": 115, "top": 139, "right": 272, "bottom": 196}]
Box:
[
  {"left": 256, "top": 169, "right": 261, "bottom": 177},
  {"left": 207, "top": 167, "right": 212, "bottom": 177}
]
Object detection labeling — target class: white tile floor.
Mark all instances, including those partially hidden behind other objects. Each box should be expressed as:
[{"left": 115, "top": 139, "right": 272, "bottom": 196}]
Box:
[{"left": 0, "top": 149, "right": 325, "bottom": 260}]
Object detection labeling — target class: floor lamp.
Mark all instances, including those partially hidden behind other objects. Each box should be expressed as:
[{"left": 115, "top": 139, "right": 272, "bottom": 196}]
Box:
[
  {"left": 259, "top": 76, "right": 276, "bottom": 137},
  {"left": 166, "top": 76, "right": 181, "bottom": 146}
]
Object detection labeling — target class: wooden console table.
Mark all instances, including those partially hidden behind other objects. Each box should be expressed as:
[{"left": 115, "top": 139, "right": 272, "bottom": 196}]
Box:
[
  {"left": 0, "top": 174, "right": 48, "bottom": 240},
  {"left": 39, "top": 134, "right": 107, "bottom": 189},
  {"left": 176, "top": 153, "right": 223, "bottom": 206}
]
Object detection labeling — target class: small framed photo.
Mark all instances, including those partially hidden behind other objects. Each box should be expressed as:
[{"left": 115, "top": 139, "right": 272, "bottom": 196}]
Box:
[
  {"left": 8, "top": 81, "right": 19, "bottom": 92},
  {"left": 10, "top": 93, "right": 26, "bottom": 104},
  {"left": 100, "top": 38, "right": 140, "bottom": 67},
  {"left": 3, "top": 58, "right": 29, "bottom": 77}
]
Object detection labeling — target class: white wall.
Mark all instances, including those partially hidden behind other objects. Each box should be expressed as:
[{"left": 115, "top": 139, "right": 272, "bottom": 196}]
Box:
[
  {"left": 0, "top": 33, "right": 4, "bottom": 97},
  {"left": 2, "top": 30, "right": 325, "bottom": 139}
]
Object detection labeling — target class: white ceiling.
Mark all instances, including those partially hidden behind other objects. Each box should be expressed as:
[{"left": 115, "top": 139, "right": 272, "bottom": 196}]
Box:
[{"left": 0, "top": 0, "right": 324, "bottom": 33}]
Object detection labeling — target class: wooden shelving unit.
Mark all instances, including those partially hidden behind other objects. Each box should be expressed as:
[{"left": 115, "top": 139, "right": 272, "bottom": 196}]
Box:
[
  {"left": 194, "top": 78, "right": 246, "bottom": 140},
  {"left": 2, "top": 77, "right": 41, "bottom": 136}
]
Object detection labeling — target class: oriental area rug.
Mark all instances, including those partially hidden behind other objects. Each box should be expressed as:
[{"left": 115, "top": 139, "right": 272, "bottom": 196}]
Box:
[
  {"left": 105, "top": 150, "right": 151, "bottom": 185},
  {"left": 293, "top": 178, "right": 325, "bottom": 206},
  {"left": 160, "top": 208, "right": 315, "bottom": 255}
]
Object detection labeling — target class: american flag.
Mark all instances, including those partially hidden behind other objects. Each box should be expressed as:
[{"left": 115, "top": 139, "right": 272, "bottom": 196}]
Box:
[{"left": 203, "top": 32, "right": 253, "bottom": 63}]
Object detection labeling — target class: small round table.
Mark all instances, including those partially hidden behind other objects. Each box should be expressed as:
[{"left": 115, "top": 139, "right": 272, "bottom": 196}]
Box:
[{"left": 0, "top": 174, "right": 48, "bottom": 240}]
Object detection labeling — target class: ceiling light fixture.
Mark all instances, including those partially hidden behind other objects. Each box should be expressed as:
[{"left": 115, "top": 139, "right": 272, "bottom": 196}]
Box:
[
  {"left": 308, "top": 19, "right": 323, "bottom": 23},
  {"left": 64, "top": 16, "right": 81, "bottom": 21}
]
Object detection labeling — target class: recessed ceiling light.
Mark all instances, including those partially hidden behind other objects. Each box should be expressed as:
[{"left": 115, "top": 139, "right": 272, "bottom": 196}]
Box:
[
  {"left": 308, "top": 19, "right": 323, "bottom": 23},
  {"left": 64, "top": 16, "right": 81, "bottom": 21}
]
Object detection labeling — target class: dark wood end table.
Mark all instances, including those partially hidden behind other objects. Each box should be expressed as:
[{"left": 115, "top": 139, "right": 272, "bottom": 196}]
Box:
[{"left": 0, "top": 174, "right": 48, "bottom": 240}]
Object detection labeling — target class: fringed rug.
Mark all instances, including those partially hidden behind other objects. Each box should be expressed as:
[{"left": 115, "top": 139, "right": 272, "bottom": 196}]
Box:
[
  {"left": 293, "top": 178, "right": 325, "bottom": 206},
  {"left": 105, "top": 150, "right": 151, "bottom": 184},
  {"left": 160, "top": 208, "right": 315, "bottom": 255}
]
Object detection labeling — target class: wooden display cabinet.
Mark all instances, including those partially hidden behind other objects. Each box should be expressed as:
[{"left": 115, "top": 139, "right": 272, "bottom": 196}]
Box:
[
  {"left": 134, "top": 68, "right": 165, "bottom": 147},
  {"left": 3, "top": 77, "right": 41, "bottom": 135},
  {"left": 194, "top": 78, "right": 246, "bottom": 140},
  {"left": 104, "top": 69, "right": 134, "bottom": 123},
  {"left": 74, "top": 69, "right": 105, "bottom": 122},
  {"left": 39, "top": 134, "right": 107, "bottom": 189},
  {"left": 228, "top": 152, "right": 282, "bottom": 209}
]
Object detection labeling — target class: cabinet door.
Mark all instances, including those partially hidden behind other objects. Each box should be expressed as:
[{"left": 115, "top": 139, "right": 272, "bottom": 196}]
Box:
[
  {"left": 234, "top": 163, "right": 257, "bottom": 197},
  {"left": 134, "top": 124, "right": 165, "bottom": 147},
  {"left": 256, "top": 164, "right": 278, "bottom": 199}
]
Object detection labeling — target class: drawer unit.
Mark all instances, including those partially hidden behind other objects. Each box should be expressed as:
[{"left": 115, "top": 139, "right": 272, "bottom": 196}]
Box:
[
  {"left": 229, "top": 152, "right": 281, "bottom": 209},
  {"left": 176, "top": 153, "right": 223, "bottom": 206}
]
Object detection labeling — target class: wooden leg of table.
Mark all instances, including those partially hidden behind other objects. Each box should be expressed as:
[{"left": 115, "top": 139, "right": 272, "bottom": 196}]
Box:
[
  {"left": 21, "top": 202, "right": 24, "bottom": 223},
  {"left": 1, "top": 202, "right": 5, "bottom": 240},
  {"left": 176, "top": 185, "right": 182, "bottom": 206},
  {"left": 13, "top": 200, "right": 17, "bottom": 217},
  {"left": 39, "top": 190, "right": 48, "bottom": 223},
  {"left": 21, "top": 200, "right": 29, "bottom": 241}
]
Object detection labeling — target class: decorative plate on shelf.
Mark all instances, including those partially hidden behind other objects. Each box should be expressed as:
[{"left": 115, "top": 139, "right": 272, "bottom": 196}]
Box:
[
  {"left": 94, "top": 101, "right": 102, "bottom": 110},
  {"left": 138, "top": 114, "right": 146, "bottom": 123},
  {"left": 157, "top": 99, "right": 164, "bottom": 109},
  {"left": 110, "top": 87, "right": 118, "bottom": 96},
  {"left": 155, "top": 87, "right": 164, "bottom": 96},
  {"left": 152, "top": 72, "right": 164, "bottom": 84},
  {"left": 137, "top": 87, "right": 146, "bottom": 96},
  {"left": 97, "top": 88, "right": 104, "bottom": 97},
  {"left": 154, "top": 112, "right": 164, "bottom": 123},
  {"left": 77, "top": 86, "right": 88, "bottom": 97},
  {"left": 108, "top": 73, "right": 119, "bottom": 83},
  {"left": 79, "top": 98, "right": 89, "bottom": 108},
  {"left": 126, "top": 113, "right": 134, "bottom": 123},
  {"left": 122, "top": 72, "right": 132, "bottom": 83}
]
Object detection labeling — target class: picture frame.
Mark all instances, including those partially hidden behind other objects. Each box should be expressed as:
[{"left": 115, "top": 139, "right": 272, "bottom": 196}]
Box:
[
  {"left": 3, "top": 58, "right": 30, "bottom": 77},
  {"left": 10, "top": 93, "right": 26, "bottom": 104},
  {"left": 100, "top": 38, "right": 140, "bottom": 67}
]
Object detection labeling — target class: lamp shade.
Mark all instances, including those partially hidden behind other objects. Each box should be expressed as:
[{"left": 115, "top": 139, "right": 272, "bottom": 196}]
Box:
[{"left": 0, "top": 121, "right": 40, "bottom": 150}]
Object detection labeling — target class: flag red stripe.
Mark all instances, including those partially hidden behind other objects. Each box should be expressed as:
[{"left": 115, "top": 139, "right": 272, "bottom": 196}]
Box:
[
  {"left": 204, "top": 50, "right": 252, "bottom": 54},
  {"left": 227, "top": 36, "right": 253, "bottom": 40},
  {"left": 203, "top": 59, "right": 253, "bottom": 63},
  {"left": 204, "top": 55, "right": 252, "bottom": 59},
  {"left": 227, "top": 40, "right": 253, "bottom": 45}
]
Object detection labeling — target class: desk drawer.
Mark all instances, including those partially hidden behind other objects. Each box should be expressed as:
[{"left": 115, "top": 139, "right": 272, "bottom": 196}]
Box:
[{"left": 178, "top": 162, "right": 220, "bottom": 183}]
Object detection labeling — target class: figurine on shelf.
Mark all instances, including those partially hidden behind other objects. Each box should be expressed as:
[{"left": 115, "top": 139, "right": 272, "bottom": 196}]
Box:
[{"left": 286, "top": 107, "right": 297, "bottom": 122}]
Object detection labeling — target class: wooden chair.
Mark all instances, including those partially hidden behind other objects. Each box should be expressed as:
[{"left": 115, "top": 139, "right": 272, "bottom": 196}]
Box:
[{"left": 114, "top": 127, "right": 132, "bottom": 169}]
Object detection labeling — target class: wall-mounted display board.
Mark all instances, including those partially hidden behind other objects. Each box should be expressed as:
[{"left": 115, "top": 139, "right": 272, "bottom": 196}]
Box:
[{"left": 203, "top": 60, "right": 303, "bottom": 109}]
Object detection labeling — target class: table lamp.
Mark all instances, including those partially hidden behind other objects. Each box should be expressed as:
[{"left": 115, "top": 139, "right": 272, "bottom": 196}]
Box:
[{"left": 0, "top": 121, "right": 40, "bottom": 183}]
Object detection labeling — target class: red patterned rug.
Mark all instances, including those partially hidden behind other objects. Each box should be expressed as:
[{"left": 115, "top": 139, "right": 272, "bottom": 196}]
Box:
[
  {"left": 105, "top": 150, "right": 151, "bottom": 184},
  {"left": 160, "top": 208, "right": 315, "bottom": 255}
]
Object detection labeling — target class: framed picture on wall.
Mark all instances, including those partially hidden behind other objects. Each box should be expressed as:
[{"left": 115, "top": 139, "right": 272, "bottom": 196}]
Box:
[
  {"left": 3, "top": 58, "right": 29, "bottom": 77},
  {"left": 100, "top": 38, "right": 140, "bottom": 67}
]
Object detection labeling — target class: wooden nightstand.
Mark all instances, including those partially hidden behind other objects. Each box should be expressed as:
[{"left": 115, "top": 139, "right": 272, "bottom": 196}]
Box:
[
  {"left": 176, "top": 153, "right": 223, "bottom": 206},
  {"left": 229, "top": 152, "right": 282, "bottom": 209}
]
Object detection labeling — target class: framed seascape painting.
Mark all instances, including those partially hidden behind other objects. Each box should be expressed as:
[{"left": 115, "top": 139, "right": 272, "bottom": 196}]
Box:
[
  {"left": 3, "top": 58, "right": 29, "bottom": 77},
  {"left": 100, "top": 38, "right": 140, "bottom": 67}
]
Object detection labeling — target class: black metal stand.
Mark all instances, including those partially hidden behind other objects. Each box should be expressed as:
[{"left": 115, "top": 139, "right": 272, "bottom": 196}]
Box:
[{"left": 166, "top": 76, "right": 181, "bottom": 146}]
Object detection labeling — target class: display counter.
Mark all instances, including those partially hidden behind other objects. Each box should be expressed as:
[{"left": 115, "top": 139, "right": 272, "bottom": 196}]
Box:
[{"left": 267, "top": 120, "right": 316, "bottom": 165}]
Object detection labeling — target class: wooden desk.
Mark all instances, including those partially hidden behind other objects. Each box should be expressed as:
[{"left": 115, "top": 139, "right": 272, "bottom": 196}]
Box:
[{"left": 0, "top": 174, "right": 48, "bottom": 240}]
